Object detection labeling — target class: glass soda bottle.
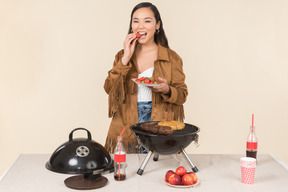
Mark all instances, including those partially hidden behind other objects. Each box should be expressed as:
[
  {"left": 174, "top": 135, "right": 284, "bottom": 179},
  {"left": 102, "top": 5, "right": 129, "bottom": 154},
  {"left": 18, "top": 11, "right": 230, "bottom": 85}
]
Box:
[
  {"left": 114, "top": 136, "right": 126, "bottom": 181},
  {"left": 246, "top": 126, "right": 258, "bottom": 159}
]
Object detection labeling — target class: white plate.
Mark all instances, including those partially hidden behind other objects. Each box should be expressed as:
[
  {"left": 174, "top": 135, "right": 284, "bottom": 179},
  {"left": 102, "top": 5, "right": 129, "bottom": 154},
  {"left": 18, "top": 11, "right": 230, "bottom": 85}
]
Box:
[
  {"left": 131, "top": 78, "right": 160, "bottom": 87},
  {"left": 163, "top": 178, "right": 200, "bottom": 188}
]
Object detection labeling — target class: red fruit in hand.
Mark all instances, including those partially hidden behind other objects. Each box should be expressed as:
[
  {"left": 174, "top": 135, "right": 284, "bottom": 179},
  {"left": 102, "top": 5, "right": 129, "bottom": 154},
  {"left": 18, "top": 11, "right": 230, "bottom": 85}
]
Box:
[
  {"left": 182, "top": 174, "right": 194, "bottom": 185},
  {"left": 168, "top": 173, "right": 181, "bottom": 185},
  {"left": 175, "top": 166, "right": 187, "bottom": 176},
  {"left": 136, "top": 33, "right": 142, "bottom": 38},
  {"left": 165, "top": 170, "right": 175, "bottom": 181}
]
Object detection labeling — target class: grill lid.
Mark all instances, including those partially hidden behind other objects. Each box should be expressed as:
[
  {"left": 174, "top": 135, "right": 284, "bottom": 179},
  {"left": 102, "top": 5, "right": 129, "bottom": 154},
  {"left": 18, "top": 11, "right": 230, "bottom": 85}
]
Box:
[{"left": 46, "top": 128, "right": 113, "bottom": 174}]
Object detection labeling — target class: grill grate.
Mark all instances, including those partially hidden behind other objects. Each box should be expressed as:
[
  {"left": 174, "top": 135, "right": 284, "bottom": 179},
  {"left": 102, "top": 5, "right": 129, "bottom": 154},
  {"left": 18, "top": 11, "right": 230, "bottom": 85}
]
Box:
[{"left": 131, "top": 122, "right": 199, "bottom": 137}]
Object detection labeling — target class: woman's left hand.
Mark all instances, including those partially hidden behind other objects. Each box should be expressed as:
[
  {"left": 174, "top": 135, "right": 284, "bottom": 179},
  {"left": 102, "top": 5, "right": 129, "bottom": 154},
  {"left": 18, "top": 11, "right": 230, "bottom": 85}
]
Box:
[{"left": 151, "top": 77, "right": 170, "bottom": 95}]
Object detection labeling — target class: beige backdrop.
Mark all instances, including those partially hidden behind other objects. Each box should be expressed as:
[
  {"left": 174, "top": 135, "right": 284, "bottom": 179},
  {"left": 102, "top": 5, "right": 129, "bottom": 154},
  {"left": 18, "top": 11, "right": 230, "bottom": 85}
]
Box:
[{"left": 1, "top": 0, "right": 288, "bottom": 176}]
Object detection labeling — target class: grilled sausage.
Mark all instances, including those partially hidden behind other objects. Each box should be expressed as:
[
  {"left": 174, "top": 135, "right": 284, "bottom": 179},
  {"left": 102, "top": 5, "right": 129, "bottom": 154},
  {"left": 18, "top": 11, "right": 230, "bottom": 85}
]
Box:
[
  {"left": 139, "top": 123, "right": 150, "bottom": 132},
  {"left": 157, "top": 126, "right": 173, "bottom": 135},
  {"left": 139, "top": 123, "right": 173, "bottom": 135}
]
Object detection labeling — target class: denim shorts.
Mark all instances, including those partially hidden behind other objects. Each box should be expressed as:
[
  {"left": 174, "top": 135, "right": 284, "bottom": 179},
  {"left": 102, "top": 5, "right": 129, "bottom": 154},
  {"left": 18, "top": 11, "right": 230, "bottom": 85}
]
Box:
[
  {"left": 137, "top": 101, "right": 152, "bottom": 153},
  {"left": 137, "top": 101, "right": 152, "bottom": 123}
]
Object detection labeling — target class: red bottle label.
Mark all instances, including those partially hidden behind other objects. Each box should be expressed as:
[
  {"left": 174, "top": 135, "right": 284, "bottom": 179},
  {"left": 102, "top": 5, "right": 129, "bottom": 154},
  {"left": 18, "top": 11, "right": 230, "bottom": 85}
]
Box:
[
  {"left": 114, "top": 154, "right": 126, "bottom": 163},
  {"left": 246, "top": 142, "right": 258, "bottom": 150}
]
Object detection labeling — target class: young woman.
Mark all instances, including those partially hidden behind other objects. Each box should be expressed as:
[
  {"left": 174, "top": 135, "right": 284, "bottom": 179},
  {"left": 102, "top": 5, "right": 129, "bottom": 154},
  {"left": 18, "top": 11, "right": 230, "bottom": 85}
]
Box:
[{"left": 104, "top": 2, "right": 188, "bottom": 153}]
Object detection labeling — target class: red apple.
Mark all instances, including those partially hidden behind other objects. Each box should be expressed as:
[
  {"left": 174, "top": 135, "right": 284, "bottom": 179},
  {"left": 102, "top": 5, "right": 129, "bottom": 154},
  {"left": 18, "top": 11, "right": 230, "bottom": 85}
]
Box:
[
  {"left": 187, "top": 172, "right": 198, "bottom": 183},
  {"left": 165, "top": 170, "right": 175, "bottom": 181},
  {"left": 175, "top": 166, "right": 187, "bottom": 176},
  {"left": 168, "top": 173, "right": 181, "bottom": 185},
  {"left": 182, "top": 174, "right": 194, "bottom": 185}
]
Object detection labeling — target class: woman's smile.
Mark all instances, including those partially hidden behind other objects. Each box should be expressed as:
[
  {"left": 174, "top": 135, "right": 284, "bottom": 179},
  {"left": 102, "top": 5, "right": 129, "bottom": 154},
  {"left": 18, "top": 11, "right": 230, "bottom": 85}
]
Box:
[{"left": 132, "top": 7, "right": 159, "bottom": 45}]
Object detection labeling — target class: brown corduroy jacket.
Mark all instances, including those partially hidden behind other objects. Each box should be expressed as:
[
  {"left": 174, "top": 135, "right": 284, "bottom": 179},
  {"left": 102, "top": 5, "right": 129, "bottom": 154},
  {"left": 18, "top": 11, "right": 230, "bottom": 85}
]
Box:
[{"left": 104, "top": 44, "right": 188, "bottom": 153}]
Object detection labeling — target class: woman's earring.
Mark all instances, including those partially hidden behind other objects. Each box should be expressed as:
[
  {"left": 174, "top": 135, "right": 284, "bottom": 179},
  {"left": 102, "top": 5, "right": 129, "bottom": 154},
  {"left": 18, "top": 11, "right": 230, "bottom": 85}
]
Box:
[{"left": 156, "top": 29, "right": 159, "bottom": 34}]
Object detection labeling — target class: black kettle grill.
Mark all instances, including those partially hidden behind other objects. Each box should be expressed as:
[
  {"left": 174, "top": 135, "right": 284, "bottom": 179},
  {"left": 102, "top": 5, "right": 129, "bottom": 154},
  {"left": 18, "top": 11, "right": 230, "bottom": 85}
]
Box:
[
  {"left": 131, "top": 122, "right": 200, "bottom": 175},
  {"left": 46, "top": 128, "right": 114, "bottom": 190}
]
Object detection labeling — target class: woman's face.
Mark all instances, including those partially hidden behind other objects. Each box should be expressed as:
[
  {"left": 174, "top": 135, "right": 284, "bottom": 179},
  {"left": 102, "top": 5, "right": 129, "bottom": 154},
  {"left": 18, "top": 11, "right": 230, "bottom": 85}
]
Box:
[{"left": 131, "top": 7, "right": 160, "bottom": 45}]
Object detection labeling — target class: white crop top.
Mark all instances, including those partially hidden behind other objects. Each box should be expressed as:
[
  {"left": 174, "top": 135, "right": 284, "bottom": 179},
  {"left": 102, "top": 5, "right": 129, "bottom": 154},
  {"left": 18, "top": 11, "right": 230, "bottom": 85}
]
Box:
[{"left": 137, "top": 67, "right": 154, "bottom": 102}]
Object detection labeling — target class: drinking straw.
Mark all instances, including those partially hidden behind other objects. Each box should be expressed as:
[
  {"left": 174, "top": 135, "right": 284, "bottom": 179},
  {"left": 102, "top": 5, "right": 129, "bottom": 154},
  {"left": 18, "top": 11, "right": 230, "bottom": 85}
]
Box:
[
  {"left": 118, "top": 127, "right": 126, "bottom": 180},
  {"left": 251, "top": 114, "right": 254, "bottom": 142},
  {"left": 252, "top": 114, "right": 254, "bottom": 128}
]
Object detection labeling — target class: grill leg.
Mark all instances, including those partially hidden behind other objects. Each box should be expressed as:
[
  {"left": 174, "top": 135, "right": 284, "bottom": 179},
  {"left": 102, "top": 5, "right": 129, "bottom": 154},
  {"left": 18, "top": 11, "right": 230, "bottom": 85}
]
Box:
[
  {"left": 153, "top": 153, "right": 159, "bottom": 161},
  {"left": 137, "top": 150, "right": 153, "bottom": 175},
  {"left": 181, "top": 148, "right": 198, "bottom": 172}
]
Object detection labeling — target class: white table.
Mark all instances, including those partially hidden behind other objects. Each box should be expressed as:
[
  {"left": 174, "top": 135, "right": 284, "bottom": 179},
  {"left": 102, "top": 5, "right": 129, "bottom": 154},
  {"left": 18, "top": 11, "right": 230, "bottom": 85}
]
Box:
[{"left": 1, "top": 154, "right": 288, "bottom": 192}]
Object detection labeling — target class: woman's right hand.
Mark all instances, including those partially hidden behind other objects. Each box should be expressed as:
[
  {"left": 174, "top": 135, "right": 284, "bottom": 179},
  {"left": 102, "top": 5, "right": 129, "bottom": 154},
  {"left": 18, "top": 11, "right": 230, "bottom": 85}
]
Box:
[{"left": 121, "top": 33, "right": 137, "bottom": 65}]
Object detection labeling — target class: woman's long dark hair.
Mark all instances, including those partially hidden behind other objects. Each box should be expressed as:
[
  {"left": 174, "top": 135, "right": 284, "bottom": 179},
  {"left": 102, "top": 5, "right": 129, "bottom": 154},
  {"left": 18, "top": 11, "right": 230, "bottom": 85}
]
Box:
[{"left": 128, "top": 2, "right": 169, "bottom": 48}]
